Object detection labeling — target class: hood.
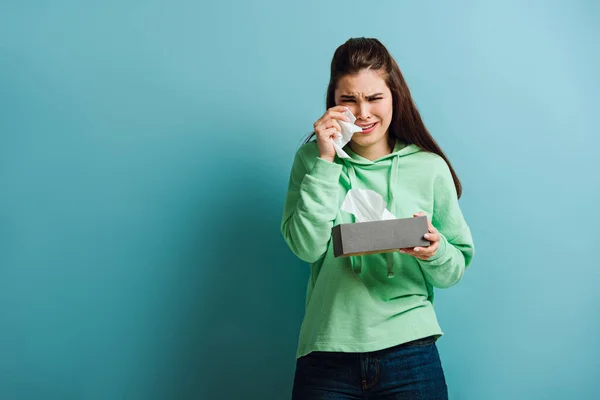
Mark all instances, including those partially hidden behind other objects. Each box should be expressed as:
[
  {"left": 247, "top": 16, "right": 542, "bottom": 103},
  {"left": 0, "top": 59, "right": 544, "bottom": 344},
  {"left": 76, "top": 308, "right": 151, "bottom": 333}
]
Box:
[
  {"left": 340, "top": 141, "right": 422, "bottom": 204},
  {"left": 343, "top": 141, "right": 422, "bottom": 166}
]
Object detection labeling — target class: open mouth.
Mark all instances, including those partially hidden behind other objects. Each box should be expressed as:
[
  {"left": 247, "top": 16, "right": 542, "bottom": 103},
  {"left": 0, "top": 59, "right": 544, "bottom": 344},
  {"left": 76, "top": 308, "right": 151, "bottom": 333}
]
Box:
[{"left": 358, "top": 122, "right": 378, "bottom": 134}]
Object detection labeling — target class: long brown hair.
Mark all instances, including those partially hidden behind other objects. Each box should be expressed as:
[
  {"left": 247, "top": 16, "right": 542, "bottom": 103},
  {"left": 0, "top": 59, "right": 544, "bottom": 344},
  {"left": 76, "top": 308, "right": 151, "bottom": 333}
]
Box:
[{"left": 306, "top": 37, "right": 462, "bottom": 198}]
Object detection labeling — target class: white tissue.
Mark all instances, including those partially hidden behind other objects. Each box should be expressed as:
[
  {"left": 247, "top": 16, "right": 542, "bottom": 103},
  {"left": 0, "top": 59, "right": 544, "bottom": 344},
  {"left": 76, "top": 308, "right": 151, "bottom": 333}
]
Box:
[
  {"left": 341, "top": 188, "right": 396, "bottom": 222},
  {"left": 332, "top": 108, "right": 363, "bottom": 159}
]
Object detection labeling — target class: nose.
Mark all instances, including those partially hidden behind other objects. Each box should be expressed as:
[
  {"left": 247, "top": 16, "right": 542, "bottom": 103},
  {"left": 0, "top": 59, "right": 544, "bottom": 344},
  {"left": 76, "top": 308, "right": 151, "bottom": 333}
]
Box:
[{"left": 355, "top": 102, "right": 371, "bottom": 121}]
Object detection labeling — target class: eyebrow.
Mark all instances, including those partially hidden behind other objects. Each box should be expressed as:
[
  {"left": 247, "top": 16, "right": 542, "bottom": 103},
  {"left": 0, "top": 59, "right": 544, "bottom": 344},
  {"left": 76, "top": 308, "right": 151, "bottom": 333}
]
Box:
[{"left": 340, "top": 93, "right": 384, "bottom": 99}]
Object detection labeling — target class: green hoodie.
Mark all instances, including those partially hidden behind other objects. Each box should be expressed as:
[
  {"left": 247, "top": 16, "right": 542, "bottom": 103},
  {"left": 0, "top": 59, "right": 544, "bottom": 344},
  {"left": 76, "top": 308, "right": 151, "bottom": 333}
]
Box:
[{"left": 281, "top": 140, "right": 474, "bottom": 358}]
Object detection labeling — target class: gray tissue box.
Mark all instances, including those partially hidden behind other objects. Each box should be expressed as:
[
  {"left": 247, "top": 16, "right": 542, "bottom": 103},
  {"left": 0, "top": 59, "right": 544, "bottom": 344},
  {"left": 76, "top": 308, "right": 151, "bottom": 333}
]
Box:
[{"left": 332, "top": 216, "right": 430, "bottom": 257}]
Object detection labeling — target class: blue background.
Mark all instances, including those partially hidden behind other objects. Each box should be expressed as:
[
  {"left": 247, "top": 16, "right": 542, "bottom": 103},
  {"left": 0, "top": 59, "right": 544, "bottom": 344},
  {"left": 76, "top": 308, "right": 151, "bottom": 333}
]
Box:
[{"left": 1, "top": 1, "right": 598, "bottom": 399}]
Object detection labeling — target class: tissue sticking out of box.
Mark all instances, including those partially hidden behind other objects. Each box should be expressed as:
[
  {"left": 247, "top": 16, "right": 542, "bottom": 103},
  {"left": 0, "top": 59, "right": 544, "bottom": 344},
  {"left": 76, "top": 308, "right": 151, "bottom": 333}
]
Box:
[
  {"left": 341, "top": 188, "right": 396, "bottom": 222},
  {"left": 332, "top": 108, "right": 363, "bottom": 159}
]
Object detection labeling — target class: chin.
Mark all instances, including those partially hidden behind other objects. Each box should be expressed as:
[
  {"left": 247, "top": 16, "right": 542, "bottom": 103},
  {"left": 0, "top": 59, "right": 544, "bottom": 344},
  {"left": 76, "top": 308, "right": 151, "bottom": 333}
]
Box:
[{"left": 353, "top": 134, "right": 385, "bottom": 147}]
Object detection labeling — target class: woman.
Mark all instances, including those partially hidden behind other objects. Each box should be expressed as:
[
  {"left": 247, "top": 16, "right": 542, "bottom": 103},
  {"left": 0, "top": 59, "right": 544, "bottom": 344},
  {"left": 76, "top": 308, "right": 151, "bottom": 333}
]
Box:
[{"left": 281, "top": 37, "right": 474, "bottom": 399}]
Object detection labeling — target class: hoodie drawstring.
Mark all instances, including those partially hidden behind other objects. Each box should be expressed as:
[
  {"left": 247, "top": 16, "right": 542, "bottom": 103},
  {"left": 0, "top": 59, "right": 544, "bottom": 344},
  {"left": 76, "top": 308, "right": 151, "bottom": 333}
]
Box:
[
  {"left": 385, "top": 155, "right": 400, "bottom": 278},
  {"left": 343, "top": 161, "right": 362, "bottom": 274},
  {"left": 389, "top": 155, "right": 399, "bottom": 206}
]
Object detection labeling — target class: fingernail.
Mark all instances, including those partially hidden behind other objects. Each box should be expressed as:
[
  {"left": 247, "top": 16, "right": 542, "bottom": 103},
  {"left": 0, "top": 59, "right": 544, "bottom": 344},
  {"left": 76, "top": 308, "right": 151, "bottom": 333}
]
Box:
[
  {"left": 414, "top": 248, "right": 420, "bottom": 252},
  {"left": 424, "top": 234, "right": 429, "bottom": 239}
]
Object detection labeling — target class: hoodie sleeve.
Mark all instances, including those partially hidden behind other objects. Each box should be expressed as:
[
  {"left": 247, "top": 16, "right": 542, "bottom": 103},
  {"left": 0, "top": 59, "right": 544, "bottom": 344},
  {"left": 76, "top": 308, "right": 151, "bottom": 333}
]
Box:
[
  {"left": 417, "top": 159, "right": 475, "bottom": 288},
  {"left": 281, "top": 147, "right": 343, "bottom": 263}
]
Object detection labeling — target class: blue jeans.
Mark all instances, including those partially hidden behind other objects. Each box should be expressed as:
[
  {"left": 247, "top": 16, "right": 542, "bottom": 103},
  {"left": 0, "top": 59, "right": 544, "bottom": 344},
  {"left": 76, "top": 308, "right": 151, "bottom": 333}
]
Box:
[{"left": 291, "top": 336, "right": 448, "bottom": 400}]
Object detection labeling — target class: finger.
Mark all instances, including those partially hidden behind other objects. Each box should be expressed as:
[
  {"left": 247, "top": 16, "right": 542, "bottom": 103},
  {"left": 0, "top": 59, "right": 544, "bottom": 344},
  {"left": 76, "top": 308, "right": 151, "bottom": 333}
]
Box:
[
  {"left": 428, "top": 219, "right": 434, "bottom": 232},
  {"left": 413, "top": 245, "right": 434, "bottom": 255},
  {"left": 414, "top": 240, "right": 440, "bottom": 256},
  {"left": 318, "top": 119, "right": 342, "bottom": 132},
  {"left": 314, "top": 110, "right": 350, "bottom": 128},
  {"left": 399, "top": 248, "right": 418, "bottom": 256},
  {"left": 426, "top": 220, "right": 440, "bottom": 236},
  {"left": 400, "top": 248, "right": 429, "bottom": 260},
  {"left": 328, "top": 127, "right": 342, "bottom": 138},
  {"left": 315, "top": 127, "right": 341, "bottom": 140},
  {"left": 423, "top": 231, "right": 440, "bottom": 243},
  {"left": 330, "top": 105, "right": 350, "bottom": 113},
  {"left": 315, "top": 119, "right": 342, "bottom": 136},
  {"left": 424, "top": 241, "right": 440, "bottom": 257},
  {"left": 315, "top": 127, "right": 342, "bottom": 143},
  {"left": 325, "top": 110, "right": 351, "bottom": 122}
]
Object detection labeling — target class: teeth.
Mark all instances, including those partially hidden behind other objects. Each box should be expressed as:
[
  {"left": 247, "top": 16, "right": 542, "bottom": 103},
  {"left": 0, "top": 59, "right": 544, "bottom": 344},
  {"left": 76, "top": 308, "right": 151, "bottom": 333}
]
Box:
[{"left": 362, "top": 123, "right": 375, "bottom": 129}]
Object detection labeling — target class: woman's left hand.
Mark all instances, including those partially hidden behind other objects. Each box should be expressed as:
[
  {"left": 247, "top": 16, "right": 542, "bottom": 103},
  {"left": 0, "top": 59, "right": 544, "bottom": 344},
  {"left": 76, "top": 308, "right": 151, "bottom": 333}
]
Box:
[{"left": 399, "top": 212, "right": 440, "bottom": 260}]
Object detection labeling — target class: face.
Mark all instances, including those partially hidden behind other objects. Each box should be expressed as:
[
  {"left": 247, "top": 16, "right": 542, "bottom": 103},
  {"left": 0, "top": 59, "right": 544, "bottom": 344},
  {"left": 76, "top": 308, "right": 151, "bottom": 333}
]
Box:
[{"left": 334, "top": 69, "right": 394, "bottom": 153}]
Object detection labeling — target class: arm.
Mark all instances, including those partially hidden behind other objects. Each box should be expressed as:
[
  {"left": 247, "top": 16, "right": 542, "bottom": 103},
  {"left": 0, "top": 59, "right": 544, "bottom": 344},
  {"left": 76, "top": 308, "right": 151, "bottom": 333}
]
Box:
[
  {"left": 417, "top": 162, "right": 475, "bottom": 288},
  {"left": 280, "top": 148, "right": 343, "bottom": 263}
]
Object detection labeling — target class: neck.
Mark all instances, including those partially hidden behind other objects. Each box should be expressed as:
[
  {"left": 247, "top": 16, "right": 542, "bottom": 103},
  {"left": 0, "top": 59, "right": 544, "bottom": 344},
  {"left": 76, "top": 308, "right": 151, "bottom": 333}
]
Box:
[{"left": 349, "top": 138, "right": 395, "bottom": 161}]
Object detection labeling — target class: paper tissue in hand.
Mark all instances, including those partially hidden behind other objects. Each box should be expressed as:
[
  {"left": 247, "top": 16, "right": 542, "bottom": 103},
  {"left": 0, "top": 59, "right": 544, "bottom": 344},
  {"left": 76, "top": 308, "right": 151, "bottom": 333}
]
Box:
[
  {"left": 332, "top": 189, "right": 430, "bottom": 257},
  {"left": 332, "top": 108, "right": 363, "bottom": 159}
]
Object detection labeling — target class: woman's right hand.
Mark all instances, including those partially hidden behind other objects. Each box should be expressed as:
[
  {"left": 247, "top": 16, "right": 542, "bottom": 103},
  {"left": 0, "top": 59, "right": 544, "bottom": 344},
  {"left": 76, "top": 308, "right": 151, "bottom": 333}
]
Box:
[{"left": 313, "top": 106, "right": 350, "bottom": 163}]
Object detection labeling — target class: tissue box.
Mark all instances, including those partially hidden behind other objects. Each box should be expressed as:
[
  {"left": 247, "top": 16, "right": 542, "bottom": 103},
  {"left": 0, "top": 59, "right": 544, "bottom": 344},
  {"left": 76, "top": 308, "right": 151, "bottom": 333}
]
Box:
[{"left": 332, "top": 216, "right": 430, "bottom": 257}]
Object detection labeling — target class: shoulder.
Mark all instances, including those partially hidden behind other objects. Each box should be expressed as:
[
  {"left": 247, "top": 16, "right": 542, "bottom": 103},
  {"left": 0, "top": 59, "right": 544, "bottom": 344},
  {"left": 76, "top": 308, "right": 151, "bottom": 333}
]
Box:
[
  {"left": 406, "top": 150, "right": 451, "bottom": 177},
  {"left": 296, "top": 140, "right": 320, "bottom": 159},
  {"left": 411, "top": 150, "right": 446, "bottom": 167},
  {"left": 404, "top": 150, "right": 456, "bottom": 199},
  {"left": 415, "top": 151, "right": 458, "bottom": 199},
  {"left": 292, "top": 140, "right": 321, "bottom": 170}
]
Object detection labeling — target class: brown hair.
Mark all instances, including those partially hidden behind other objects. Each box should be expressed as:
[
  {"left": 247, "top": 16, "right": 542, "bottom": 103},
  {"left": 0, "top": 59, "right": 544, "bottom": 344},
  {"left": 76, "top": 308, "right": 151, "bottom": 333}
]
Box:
[{"left": 306, "top": 37, "right": 462, "bottom": 198}]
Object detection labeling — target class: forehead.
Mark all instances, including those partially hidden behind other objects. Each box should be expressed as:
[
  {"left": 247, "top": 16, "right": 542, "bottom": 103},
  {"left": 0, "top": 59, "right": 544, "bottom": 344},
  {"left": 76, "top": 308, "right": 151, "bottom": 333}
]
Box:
[{"left": 335, "top": 69, "right": 389, "bottom": 96}]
